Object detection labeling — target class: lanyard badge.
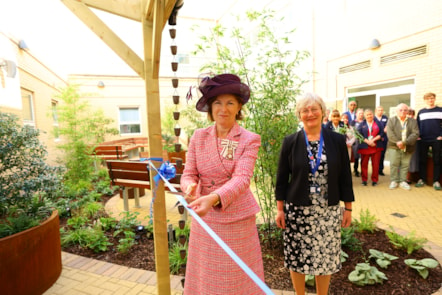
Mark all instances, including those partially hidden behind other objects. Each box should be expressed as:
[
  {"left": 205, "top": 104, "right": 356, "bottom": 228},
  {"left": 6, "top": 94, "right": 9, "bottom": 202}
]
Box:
[{"left": 304, "top": 130, "right": 324, "bottom": 175}]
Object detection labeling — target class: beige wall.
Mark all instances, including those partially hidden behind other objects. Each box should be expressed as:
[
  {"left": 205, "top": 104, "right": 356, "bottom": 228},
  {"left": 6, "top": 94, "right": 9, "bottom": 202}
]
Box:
[
  {"left": 68, "top": 74, "right": 197, "bottom": 147},
  {"left": 0, "top": 33, "right": 68, "bottom": 165},
  {"left": 310, "top": 0, "right": 442, "bottom": 114}
]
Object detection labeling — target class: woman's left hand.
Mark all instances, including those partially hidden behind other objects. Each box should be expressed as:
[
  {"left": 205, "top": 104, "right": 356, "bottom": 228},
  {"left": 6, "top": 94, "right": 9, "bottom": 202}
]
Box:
[
  {"left": 341, "top": 210, "right": 352, "bottom": 228},
  {"left": 187, "top": 194, "right": 219, "bottom": 217}
]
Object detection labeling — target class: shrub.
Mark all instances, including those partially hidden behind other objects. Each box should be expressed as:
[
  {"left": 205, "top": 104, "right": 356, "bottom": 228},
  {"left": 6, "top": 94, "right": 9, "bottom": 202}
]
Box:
[
  {"left": 352, "top": 209, "right": 378, "bottom": 233},
  {"left": 0, "top": 112, "right": 63, "bottom": 237},
  {"left": 368, "top": 249, "right": 398, "bottom": 269},
  {"left": 348, "top": 262, "right": 388, "bottom": 286},
  {"left": 169, "top": 242, "right": 187, "bottom": 275},
  {"left": 386, "top": 227, "right": 427, "bottom": 254},
  {"left": 405, "top": 258, "right": 439, "bottom": 279},
  {"left": 341, "top": 226, "right": 362, "bottom": 251}
]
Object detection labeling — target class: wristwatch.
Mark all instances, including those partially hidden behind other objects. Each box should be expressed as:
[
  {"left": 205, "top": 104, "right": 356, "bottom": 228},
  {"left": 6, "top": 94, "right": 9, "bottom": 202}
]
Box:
[{"left": 213, "top": 194, "right": 221, "bottom": 207}]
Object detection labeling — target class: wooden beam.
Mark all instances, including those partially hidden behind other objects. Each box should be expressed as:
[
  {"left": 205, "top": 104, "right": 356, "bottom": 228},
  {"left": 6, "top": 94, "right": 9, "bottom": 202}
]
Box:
[
  {"left": 72, "top": 0, "right": 142, "bottom": 21},
  {"left": 61, "top": 0, "right": 145, "bottom": 78},
  {"left": 151, "top": 0, "right": 163, "bottom": 78},
  {"left": 144, "top": 0, "right": 176, "bottom": 27},
  {"left": 142, "top": 1, "right": 170, "bottom": 294}
]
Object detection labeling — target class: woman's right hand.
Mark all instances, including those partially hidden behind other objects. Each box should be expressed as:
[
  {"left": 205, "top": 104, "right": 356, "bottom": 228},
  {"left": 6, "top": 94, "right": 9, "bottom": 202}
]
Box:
[
  {"left": 275, "top": 210, "right": 286, "bottom": 229},
  {"left": 184, "top": 183, "right": 197, "bottom": 203}
]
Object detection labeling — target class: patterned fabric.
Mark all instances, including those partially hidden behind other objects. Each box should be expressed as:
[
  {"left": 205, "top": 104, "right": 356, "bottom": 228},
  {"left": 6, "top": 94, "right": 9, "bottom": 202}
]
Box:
[
  {"left": 181, "top": 122, "right": 265, "bottom": 294},
  {"left": 283, "top": 141, "right": 342, "bottom": 275}
]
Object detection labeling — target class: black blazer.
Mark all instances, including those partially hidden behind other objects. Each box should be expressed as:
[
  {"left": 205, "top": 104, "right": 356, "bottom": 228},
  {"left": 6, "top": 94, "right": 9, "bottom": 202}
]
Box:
[{"left": 275, "top": 128, "right": 355, "bottom": 206}]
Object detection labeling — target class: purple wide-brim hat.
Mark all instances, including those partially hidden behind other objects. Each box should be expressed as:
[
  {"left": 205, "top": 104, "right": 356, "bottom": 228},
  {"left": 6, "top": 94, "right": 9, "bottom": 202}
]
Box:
[{"left": 196, "top": 74, "right": 250, "bottom": 112}]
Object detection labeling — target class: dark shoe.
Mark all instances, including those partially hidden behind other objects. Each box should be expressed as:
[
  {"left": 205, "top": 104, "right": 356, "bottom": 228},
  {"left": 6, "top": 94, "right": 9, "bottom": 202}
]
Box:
[
  {"left": 354, "top": 171, "right": 360, "bottom": 177},
  {"left": 362, "top": 181, "right": 367, "bottom": 186},
  {"left": 415, "top": 179, "right": 425, "bottom": 187},
  {"left": 372, "top": 182, "right": 377, "bottom": 186},
  {"left": 379, "top": 172, "right": 385, "bottom": 176}
]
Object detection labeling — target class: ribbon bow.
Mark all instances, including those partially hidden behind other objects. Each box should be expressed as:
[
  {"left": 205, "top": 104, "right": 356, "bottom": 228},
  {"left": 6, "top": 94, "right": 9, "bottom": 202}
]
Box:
[{"left": 153, "top": 161, "right": 176, "bottom": 185}]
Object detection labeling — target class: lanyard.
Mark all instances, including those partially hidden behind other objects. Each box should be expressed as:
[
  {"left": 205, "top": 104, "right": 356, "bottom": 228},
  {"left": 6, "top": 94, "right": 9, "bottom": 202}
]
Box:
[
  {"left": 304, "top": 130, "right": 324, "bottom": 174},
  {"left": 367, "top": 122, "right": 373, "bottom": 137}
]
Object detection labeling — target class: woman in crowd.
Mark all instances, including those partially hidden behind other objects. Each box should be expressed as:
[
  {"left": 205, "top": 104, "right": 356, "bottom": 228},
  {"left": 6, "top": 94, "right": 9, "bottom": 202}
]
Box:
[
  {"left": 324, "top": 109, "right": 344, "bottom": 132},
  {"left": 180, "top": 73, "right": 265, "bottom": 294},
  {"left": 275, "top": 93, "right": 354, "bottom": 295},
  {"left": 357, "top": 108, "right": 385, "bottom": 186},
  {"left": 350, "top": 109, "right": 365, "bottom": 177},
  {"left": 341, "top": 113, "right": 357, "bottom": 160}
]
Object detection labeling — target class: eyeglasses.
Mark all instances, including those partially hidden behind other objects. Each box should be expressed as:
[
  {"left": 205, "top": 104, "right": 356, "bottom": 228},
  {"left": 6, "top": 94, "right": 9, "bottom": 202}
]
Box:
[
  {"left": 300, "top": 108, "right": 321, "bottom": 115},
  {"left": 397, "top": 109, "right": 408, "bottom": 112}
]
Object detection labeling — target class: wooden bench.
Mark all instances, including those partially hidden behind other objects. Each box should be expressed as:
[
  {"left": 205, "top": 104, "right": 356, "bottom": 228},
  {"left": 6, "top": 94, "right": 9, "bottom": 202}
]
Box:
[
  {"left": 93, "top": 137, "right": 149, "bottom": 160},
  {"left": 94, "top": 145, "right": 128, "bottom": 160},
  {"left": 106, "top": 160, "right": 183, "bottom": 211}
]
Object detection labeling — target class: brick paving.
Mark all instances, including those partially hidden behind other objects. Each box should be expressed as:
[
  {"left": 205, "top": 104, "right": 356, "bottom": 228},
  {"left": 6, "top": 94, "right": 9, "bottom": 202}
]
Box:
[{"left": 44, "top": 165, "right": 442, "bottom": 295}]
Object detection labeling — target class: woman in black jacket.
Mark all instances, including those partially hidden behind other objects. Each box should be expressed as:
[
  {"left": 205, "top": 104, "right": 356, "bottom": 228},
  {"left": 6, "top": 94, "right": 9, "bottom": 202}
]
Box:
[{"left": 275, "top": 93, "right": 354, "bottom": 295}]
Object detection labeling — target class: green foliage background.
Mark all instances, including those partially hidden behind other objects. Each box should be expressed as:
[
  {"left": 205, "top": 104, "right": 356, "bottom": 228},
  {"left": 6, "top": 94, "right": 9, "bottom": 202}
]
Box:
[{"left": 191, "top": 10, "right": 310, "bottom": 228}]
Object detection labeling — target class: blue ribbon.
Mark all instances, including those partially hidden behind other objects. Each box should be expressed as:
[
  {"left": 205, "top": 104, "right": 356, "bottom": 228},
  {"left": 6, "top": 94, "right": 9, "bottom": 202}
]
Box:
[
  {"left": 147, "top": 161, "right": 274, "bottom": 295},
  {"left": 143, "top": 158, "right": 176, "bottom": 224}
]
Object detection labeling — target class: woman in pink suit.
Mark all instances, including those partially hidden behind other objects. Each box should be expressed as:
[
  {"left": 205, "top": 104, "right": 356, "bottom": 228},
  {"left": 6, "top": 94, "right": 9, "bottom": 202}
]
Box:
[{"left": 180, "top": 73, "right": 265, "bottom": 295}]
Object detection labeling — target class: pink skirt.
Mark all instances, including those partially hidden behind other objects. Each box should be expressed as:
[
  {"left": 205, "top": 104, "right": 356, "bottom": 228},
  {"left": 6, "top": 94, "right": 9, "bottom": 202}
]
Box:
[{"left": 183, "top": 216, "right": 265, "bottom": 295}]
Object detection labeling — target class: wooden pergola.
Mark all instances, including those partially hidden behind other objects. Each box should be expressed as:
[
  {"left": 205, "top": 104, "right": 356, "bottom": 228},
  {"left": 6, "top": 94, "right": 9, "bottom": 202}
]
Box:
[{"left": 60, "top": 0, "right": 180, "bottom": 293}]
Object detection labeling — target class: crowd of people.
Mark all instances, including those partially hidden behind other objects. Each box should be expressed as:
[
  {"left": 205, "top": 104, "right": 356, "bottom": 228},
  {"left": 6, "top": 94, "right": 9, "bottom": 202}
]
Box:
[
  {"left": 322, "top": 93, "right": 441, "bottom": 191},
  {"left": 180, "top": 72, "right": 440, "bottom": 295}
]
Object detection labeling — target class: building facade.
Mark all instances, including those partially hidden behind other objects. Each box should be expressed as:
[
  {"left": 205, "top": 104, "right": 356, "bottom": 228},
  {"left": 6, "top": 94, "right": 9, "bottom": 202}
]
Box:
[{"left": 0, "top": 32, "right": 67, "bottom": 165}]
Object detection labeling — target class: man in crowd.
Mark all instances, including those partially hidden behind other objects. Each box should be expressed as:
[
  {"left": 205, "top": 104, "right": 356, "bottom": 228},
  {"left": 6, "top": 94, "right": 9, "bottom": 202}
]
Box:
[
  {"left": 415, "top": 92, "right": 442, "bottom": 190},
  {"left": 386, "top": 103, "right": 419, "bottom": 190},
  {"left": 344, "top": 100, "right": 358, "bottom": 123},
  {"left": 375, "top": 106, "right": 389, "bottom": 176}
]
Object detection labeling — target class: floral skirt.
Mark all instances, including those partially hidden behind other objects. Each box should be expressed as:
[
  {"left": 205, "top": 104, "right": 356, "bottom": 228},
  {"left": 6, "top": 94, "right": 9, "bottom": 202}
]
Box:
[{"left": 283, "top": 202, "right": 342, "bottom": 275}]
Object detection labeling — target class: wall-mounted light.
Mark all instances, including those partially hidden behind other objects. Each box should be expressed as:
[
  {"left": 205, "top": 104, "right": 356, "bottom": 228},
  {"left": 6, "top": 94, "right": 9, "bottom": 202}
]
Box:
[
  {"left": 0, "top": 59, "right": 17, "bottom": 78},
  {"left": 18, "top": 40, "right": 29, "bottom": 50},
  {"left": 369, "top": 39, "right": 381, "bottom": 50},
  {"left": 97, "top": 81, "right": 105, "bottom": 88}
]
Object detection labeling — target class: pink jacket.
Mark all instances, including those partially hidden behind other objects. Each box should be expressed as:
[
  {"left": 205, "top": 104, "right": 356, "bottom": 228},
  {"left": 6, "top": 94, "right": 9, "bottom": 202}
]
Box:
[{"left": 181, "top": 123, "right": 261, "bottom": 223}]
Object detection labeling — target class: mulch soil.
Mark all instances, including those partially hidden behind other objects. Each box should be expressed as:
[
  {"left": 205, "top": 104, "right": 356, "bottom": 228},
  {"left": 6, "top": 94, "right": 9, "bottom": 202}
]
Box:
[{"left": 61, "top": 198, "right": 442, "bottom": 294}]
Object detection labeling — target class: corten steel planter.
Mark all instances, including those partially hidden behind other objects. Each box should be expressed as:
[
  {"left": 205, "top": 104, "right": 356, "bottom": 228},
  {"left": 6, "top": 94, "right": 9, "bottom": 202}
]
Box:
[{"left": 0, "top": 210, "right": 62, "bottom": 295}]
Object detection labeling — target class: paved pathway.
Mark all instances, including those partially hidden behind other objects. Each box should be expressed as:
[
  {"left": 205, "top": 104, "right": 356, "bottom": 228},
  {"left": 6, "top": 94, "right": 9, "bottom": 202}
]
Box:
[{"left": 45, "top": 165, "right": 442, "bottom": 295}]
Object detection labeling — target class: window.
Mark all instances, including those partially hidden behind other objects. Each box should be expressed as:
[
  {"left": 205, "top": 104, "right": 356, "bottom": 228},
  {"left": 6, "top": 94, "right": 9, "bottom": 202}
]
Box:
[
  {"left": 119, "top": 107, "right": 141, "bottom": 135},
  {"left": 21, "top": 90, "right": 35, "bottom": 126},
  {"left": 52, "top": 101, "right": 59, "bottom": 140}
]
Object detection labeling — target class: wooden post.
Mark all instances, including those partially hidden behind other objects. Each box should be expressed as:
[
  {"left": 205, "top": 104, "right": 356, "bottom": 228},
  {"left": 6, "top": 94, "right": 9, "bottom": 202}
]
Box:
[
  {"left": 143, "top": 1, "right": 171, "bottom": 294},
  {"left": 60, "top": 1, "right": 178, "bottom": 293}
]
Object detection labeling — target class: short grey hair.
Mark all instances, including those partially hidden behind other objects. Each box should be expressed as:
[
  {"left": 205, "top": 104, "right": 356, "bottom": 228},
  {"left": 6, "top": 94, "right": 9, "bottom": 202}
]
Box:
[
  {"left": 296, "top": 92, "right": 327, "bottom": 118},
  {"left": 395, "top": 103, "right": 409, "bottom": 115}
]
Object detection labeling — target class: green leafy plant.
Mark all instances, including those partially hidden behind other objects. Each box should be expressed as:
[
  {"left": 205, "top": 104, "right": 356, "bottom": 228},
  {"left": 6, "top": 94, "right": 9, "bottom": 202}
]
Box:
[
  {"left": 112, "top": 212, "right": 141, "bottom": 253},
  {"left": 386, "top": 227, "right": 427, "bottom": 254},
  {"left": 98, "top": 217, "right": 117, "bottom": 231},
  {"left": 368, "top": 249, "right": 398, "bottom": 269},
  {"left": 175, "top": 222, "right": 191, "bottom": 239},
  {"left": 0, "top": 112, "right": 63, "bottom": 238},
  {"left": 82, "top": 201, "right": 104, "bottom": 219},
  {"left": 60, "top": 226, "right": 112, "bottom": 252},
  {"left": 192, "top": 10, "right": 309, "bottom": 241},
  {"left": 404, "top": 258, "right": 439, "bottom": 279},
  {"left": 337, "top": 125, "right": 364, "bottom": 143},
  {"left": 305, "top": 274, "right": 315, "bottom": 287},
  {"left": 348, "top": 262, "right": 388, "bottom": 286},
  {"left": 54, "top": 85, "right": 118, "bottom": 191},
  {"left": 341, "top": 226, "right": 362, "bottom": 251},
  {"left": 114, "top": 211, "right": 140, "bottom": 236},
  {"left": 66, "top": 216, "right": 88, "bottom": 230},
  {"left": 341, "top": 250, "right": 349, "bottom": 263},
  {"left": 117, "top": 231, "right": 137, "bottom": 254},
  {"left": 352, "top": 209, "right": 378, "bottom": 233},
  {"left": 169, "top": 242, "right": 187, "bottom": 275}
]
